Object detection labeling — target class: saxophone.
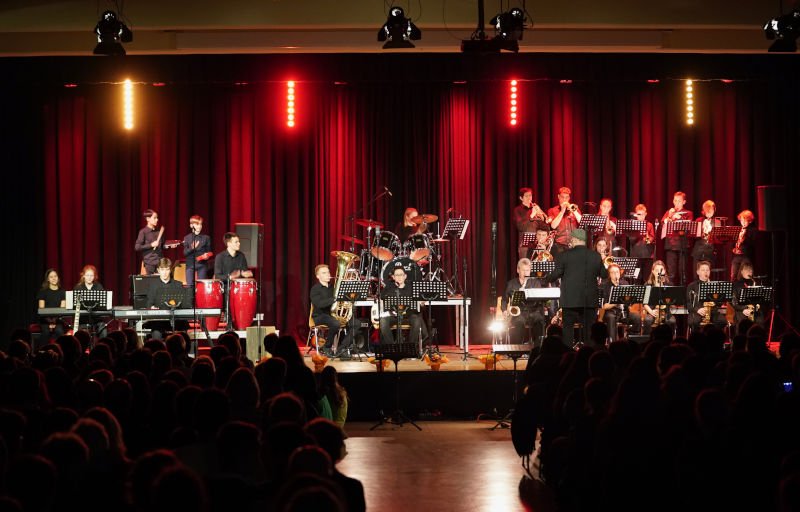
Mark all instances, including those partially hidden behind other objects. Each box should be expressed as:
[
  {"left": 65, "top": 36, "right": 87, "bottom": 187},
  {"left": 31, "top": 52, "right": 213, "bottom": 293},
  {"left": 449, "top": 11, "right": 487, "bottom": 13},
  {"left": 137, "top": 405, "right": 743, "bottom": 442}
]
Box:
[
  {"left": 331, "top": 251, "right": 359, "bottom": 327},
  {"left": 700, "top": 302, "right": 715, "bottom": 326}
]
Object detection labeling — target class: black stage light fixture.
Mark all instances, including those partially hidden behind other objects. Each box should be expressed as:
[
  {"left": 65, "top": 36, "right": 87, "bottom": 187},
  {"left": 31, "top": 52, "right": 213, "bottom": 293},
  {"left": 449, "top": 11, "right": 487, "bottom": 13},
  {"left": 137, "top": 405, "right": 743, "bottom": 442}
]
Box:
[
  {"left": 462, "top": 3, "right": 527, "bottom": 53},
  {"left": 93, "top": 10, "right": 133, "bottom": 56},
  {"left": 377, "top": 6, "right": 421, "bottom": 49},
  {"left": 764, "top": 9, "right": 800, "bottom": 52}
]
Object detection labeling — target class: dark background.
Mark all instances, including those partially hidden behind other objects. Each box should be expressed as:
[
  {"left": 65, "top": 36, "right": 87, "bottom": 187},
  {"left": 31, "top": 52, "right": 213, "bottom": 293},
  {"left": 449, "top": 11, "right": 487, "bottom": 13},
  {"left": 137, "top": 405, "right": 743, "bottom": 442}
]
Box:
[{"left": 2, "top": 53, "right": 796, "bottom": 344}]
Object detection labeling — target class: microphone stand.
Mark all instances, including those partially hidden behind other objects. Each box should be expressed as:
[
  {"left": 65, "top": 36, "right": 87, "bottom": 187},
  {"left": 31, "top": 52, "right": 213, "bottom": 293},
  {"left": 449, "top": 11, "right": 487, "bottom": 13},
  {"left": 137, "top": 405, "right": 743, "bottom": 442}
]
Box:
[{"left": 462, "top": 256, "right": 469, "bottom": 360}]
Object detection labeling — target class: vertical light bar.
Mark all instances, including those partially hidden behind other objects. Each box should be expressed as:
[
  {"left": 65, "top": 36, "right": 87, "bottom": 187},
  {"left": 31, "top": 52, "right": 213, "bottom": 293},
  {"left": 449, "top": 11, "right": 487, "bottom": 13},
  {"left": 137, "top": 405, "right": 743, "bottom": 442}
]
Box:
[
  {"left": 685, "top": 79, "right": 694, "bottom": 126},
  {"left": 122, "top": 78, "right": 134, "bottom": 130},
  {"left": 509, "top": 79, "right": 518, "bottom": 126},
  {"left": 287, "top": 81, "right": 296, "bottom": 128}
]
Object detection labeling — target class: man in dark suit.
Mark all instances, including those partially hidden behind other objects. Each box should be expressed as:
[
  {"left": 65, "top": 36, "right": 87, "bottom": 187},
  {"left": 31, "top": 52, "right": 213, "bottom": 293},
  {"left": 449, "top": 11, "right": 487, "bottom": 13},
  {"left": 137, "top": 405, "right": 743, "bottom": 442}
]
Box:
[{"left": 546, "top": 228, "right": 608, "bottom": 347}]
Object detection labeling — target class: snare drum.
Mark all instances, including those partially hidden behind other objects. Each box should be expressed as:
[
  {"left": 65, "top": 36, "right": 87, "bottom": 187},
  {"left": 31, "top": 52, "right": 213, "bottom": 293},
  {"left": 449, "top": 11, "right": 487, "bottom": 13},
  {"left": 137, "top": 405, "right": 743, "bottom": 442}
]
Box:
[
  {"left": 229, "top": 278, "right": 257, "bottom": 330},
  {"left": 404, "top": 233, "right": 432, "bottom": 262},
  {"left": 371, "top": 231, "right": 400, "bottom": 262},
  {"left": 195, "top": 279, "right": 223, "bottom": 331}
]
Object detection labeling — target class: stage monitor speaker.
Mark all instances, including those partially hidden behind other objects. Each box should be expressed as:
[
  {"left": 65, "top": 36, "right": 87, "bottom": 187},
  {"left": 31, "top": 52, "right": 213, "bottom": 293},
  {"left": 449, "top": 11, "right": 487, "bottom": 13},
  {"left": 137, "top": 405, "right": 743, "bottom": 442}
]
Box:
[
  {"left": 245, "top": 326, "right": 278, "bottom": 362},
  {"left": 756, "top": 185, "right": 787, "bottom": 232},
  {"left": 235, "top": 223, "right": 264, "bottom": 268},
  {"left": 130, "top": 275, "right": 160, "bottom": 308}
]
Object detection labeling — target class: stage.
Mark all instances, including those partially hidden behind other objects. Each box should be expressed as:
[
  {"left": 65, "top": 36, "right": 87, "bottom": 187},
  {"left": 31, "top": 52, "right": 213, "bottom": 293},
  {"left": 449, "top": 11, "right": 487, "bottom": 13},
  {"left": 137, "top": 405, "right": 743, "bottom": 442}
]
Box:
[{"left": 299, "top": 344, "right": 529, "bottom": 422}]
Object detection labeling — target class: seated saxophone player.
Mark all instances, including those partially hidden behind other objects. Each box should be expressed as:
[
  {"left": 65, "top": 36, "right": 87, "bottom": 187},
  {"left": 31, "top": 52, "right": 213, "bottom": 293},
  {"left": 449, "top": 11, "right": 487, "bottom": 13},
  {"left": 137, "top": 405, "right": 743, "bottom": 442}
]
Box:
[
  {"left": 599, "top": 264, "right": 641, "bottom": 342},
  {"left": 731, "top": 260, "right": 764, "bottom": 326},
  {"left": 642, "top": 260, "right": 675, "bottom": 334},
  {"left": 513, "top": 187, "right": 548, "bottom": 260},
  {"left": 687, "top": 260, "right": 727, "bottom": 332},
  {"left": 501, "top": 258, "right": 542, "bottom": 344},
  {"left": 310, "top": 264, "right": 353, "bottom": 357},
  {"left": 380, "top": 264, "right": 425, "bottom": 345}
]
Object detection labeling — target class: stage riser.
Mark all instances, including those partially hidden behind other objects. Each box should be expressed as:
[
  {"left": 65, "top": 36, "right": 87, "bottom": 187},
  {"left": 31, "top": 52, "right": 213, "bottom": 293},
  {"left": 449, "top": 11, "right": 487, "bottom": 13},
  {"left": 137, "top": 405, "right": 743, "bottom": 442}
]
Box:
[{"left": 338, "top": 370, "right": 520, "bottom": 421}]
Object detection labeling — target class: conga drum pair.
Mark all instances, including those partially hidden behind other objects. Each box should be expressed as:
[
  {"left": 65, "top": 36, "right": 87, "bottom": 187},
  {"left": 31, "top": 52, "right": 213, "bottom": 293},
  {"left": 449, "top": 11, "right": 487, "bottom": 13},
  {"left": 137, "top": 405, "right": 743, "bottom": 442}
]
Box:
[
  {"left": 195, "top": 279, "right": 223, "bottom": 330},
  {"left": 229, "top": 278, "right": 257, "bottom": 330}
]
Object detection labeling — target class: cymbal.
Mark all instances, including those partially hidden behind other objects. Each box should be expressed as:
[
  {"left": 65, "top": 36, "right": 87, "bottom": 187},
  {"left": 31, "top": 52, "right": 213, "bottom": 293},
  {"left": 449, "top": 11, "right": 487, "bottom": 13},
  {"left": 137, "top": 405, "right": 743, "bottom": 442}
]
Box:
[
  {"left": 410, "top": 214, "right": 438, "bottom": 225},
  {"left": 339, "top": 235, "right": 365, "bottom": 246},
  {"left": 355, "top": 218, "right": 384, "bottom": 229},
  {"left": 430, "top": 238, "right": 449, "bottom": 243}
]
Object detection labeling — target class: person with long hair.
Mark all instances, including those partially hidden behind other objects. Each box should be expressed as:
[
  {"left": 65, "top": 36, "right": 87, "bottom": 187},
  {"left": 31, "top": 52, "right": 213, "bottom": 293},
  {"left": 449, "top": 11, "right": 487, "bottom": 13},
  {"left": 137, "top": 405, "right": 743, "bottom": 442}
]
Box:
[
  {"left": 642, "top": 260, "right": 675, "bottom": 334},
  {"left": 37, "top": 268, "right": 66, "bottom": 346},
  {"left": 74, "top": 265, "right": 104, "bottom": 291},
  {"left": 318, "top": 366, "right": 349, "bottom": 428},
  {"left": 395, "top": 207, "right": 427, "bottom": 243}
]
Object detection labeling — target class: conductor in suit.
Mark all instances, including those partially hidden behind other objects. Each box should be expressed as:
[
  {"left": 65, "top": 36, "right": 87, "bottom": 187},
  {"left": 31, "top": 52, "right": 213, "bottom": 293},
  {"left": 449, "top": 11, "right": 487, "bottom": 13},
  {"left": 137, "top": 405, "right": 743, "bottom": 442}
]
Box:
[{"left": 546, "top": 228, "right": 608, "bottom": 347}]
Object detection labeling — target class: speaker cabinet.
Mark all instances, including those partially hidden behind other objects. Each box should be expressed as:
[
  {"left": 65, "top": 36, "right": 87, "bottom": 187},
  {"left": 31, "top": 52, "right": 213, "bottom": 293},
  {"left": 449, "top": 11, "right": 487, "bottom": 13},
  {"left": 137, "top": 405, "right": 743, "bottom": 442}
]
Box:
[
  {"left": 235, "top": 223, "right": 264, "bottom": 268},
  {"left": 130, "top": 275, "right": 160, "bottom": 308},
  {"left": 757, "top": 185, "right": 787, "bottom": 232}
]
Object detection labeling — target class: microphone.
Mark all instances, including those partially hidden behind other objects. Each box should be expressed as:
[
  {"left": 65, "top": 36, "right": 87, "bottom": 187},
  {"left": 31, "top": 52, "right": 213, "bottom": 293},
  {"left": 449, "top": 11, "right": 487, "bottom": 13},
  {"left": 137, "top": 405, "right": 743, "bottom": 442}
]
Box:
[
  {"left": 384, "top": 186, "right": 393, "bottom": 197},
  {"left": 491, "top": 221, "right": 497, "bottom": 234},
  {"left": 629, "top": 212, "right": 638, "bottom": 216},
  {"left": 752, "top": 274, "right": 768, "bottom": 279}
]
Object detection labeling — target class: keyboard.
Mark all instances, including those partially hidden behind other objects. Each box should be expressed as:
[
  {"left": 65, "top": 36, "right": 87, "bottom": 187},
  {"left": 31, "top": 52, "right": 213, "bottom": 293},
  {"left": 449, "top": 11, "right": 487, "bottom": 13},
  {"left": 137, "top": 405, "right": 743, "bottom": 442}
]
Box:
[
  {"left": 38, "top": 308, "right": 111, "bottom": 316},
  {"left": 112, "top": 308, "right": 221, "bottom": 318}
]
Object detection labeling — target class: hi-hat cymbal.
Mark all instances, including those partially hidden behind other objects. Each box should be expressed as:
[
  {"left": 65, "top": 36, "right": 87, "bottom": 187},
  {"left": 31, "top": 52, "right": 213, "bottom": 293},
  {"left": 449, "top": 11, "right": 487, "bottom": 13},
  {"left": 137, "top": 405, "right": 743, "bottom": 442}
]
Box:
[
  {"left": 339, "top": 235, "right": 365, "bottom": 246},
  {"left": 430, "top": 237, "right": 449, "bottom": 243},
  {"left": 410, "top": 214, "right": 438, "bottom": 225},
  {"left": 355, "top": 218, "right": 384, "bottom": 229}
]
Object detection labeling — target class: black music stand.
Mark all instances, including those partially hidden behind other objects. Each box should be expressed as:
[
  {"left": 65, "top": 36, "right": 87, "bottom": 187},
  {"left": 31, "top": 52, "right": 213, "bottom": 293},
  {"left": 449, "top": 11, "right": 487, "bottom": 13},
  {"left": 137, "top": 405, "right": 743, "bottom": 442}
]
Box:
[
  {"left": 578, "top": 214, "right": 607, "bottom": 247},
  {"left": 382, "top": 294, "right": 419, "bottom": 345},
  {"left": 650, "top": 286, "right": 686, "bottom": 327},
  {"left": 710, "top": 226, "right": 743, "bottom": 278},
  {"left": 72, "top": 290, "right": 110, "bottom": 338},
  {"left": 370, "top": 342, "right": 422, "bottom": 431},
  {"left": 412, "top": 280, "right": 448, "bottom": 358},
  {"left": 609, "top": 285, "right": 646, "bottom": 335},
  {"left": 737, "top": 286, "right": 773, "bottom": 309},
  {"left": 337, "top": 280, "right": 371, "bottom": 360},
  {"left": 665, "top": 220, "right": 697, "bottom": 285},
  {"left": 616, "top": 219, "right": 647, "bottom": 238},
  {"left": 530, "top": 261, "right": 555, "bottom": 279},
  {"left": 442, "top": 218, "right": 470, "bottom": 296},
  {"left": 489, "top": 343, "right": 531, "bottom": 430},
  {"left": 610, "top": 257, "right": 644, "bottom": 282},
  {"left": 698, "top": 281, "right": 733, "bottom": 305},
  {"left": 519, "top": 232, "right": 537, "bottom": 248},
  {"left": 158, "top": 289, "right": 187, "bottom": 334}
]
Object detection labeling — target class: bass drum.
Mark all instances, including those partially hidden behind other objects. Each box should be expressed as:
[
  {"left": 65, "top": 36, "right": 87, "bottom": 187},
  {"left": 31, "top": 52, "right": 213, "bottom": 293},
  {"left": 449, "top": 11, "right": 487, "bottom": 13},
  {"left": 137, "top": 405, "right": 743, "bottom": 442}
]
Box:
[{"left": 381, "top": 257, "right": 422, "bottom": 285}]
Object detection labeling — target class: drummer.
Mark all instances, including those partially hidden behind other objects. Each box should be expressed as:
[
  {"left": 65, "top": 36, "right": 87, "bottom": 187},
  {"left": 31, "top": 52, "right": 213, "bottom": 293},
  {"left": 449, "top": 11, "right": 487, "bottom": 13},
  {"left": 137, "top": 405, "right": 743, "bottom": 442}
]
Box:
[
  {"left": 395, "top": 207, "right": 428, "bottom": 242},
  {"left": 183, "top": 214, "right": 213, "bottom": 287},
  {"left": 214, "top": 232, "right": 253, "bottom": 282}
]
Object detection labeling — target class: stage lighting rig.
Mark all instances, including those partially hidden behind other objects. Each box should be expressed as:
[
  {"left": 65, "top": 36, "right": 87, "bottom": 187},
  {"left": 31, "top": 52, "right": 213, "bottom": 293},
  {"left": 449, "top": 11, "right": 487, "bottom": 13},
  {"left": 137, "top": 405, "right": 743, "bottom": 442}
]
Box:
[
  {"left": 377, "top": 6, "right": 421, "bottom": 49},
  {"left": 462, "top": 2, "right": 528, "bottom": 53},
  {"left": 93, "top": 10, "right": 133, "bottom": 56},
  {"left": 764, "top": 9, "right": 800, "bottom": 52}
]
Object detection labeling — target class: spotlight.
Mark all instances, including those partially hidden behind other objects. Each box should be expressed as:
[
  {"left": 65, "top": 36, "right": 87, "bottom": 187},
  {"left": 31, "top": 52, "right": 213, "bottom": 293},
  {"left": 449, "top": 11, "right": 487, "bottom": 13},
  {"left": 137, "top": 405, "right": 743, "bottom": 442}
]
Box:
[
  {"left": 488, "top": 320, "right": 506, "bottom": 333},
  {"left": 377, "top": 6, "right": 421, "bottom": 49},
  {"left": 489, "top": 7, "right": 526, "bottom": 52},
  {"left": 764, "top": 9, "right": 800, "bottom": 52},
  {"left": 93, "top": 10, "right": 133, "bottom": 56}
]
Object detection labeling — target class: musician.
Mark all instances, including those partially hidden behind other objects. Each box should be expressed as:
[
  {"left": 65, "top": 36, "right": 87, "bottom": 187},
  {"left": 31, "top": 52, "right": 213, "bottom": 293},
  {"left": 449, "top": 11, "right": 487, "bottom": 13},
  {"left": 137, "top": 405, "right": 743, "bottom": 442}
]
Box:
[
  {"left": 731, "top": 260, "right": 764, "bottom": 325},
  {"left": 628, "top": 204, "right": 656, "bottom": 259},
  {"left": 501, "top": 258, "right": 535, "bottom": 343},
  {"left": 380, "top": 264, "right": 424, "bottom": 345},
  {"left": 214, "top": 232, "right": 253, "bottom": 283},
  {"left": 145, "top": 258, "right": 188, "bottom": 339},
  {"left": 310, "top": 264, "right": 350, "bottom": 356},
  {"left": 546, "top": 228, "right": 607, "bottom": 347},
  {"left": 395, "top": 207, "right": 426, "bottom": 243},
  {"left": 183, "top": 215, "right": 213, "bottom": 287},
  {"left": 36, "top": 268, "right": 66, "bottom": 346},
  {"left": 135, "top": 209, "right": 164, "bottom": 275},
  {"left": 642, "top": 260, "right": 675, "bottom": 334},
  {"left": 599, "top": 264, "right": 641, "bottom": 343},
  {"left": 514, "top": 187, "right": 548, "bottom": 260},
  {"left": 594, "top": 238, "right": 610, "bottom": 260},
  {"left": 691, "top": 200, "right": 722, "bottom": 270},
  {"left": 687, "top": 260, "right": 727, "bottom": 332},
  {"left": 547, "top": 187, "right": 582, "bottom": 255},
  {"left": 595, "top": 198, "right": 617, "bottom": 249},
  {"left": 730, "top": 210, "right": 757, "bottom": 281},
  {"left": 74, "top": 265, "right": 105, "bottom": 292},
  {"left": 661, "top": 191, "right": 694, "bottom": 286},
  {"left": 530, "top": 227, "right": 553, "bottom": 260}
]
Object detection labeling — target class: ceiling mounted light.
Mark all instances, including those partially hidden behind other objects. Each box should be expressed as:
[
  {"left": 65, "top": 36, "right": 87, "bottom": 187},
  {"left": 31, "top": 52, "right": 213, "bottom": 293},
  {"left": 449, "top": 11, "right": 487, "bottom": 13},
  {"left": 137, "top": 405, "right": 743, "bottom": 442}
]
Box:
[
  {"left": 491, "top": 7, "right": 526, "bottom": 42},
  {"left": 764, "top": 9, "right": 800, "bottom": 52},
  {"left": 463, "top": 5, "right": 527, "bottom": 53},
  {"left": 93, "top": 10, "right": 133, "bottom": 56},
  {"left": 377, "top": 6, "right": 421, "bottom": 49}
]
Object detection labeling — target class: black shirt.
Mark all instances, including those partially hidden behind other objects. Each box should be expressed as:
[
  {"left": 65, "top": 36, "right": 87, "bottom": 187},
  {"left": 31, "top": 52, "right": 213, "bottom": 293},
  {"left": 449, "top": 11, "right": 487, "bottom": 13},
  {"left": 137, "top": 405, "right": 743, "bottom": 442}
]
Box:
[
  {"left": 183, "top": 233, "right": 213, "bottom": 269},
  {"left": 310, "top": 282, "right": 336, "bottom": 318},
  {"left": 74, "top": 282, "right": 105, "bottom": 292},
  {"left": 501, "top": 277, "right": 533, "bottom": 311},
  {"left": 381, "top": 282, "right": 418, "bottom": 313},
  {"left": 37, "top": 288, "right": 66, "bottom": 308},
  {"left": 146, "top": 279, "right": 186, "bottom": 308},
  {"left": 214, "top": 250, "right": 249, "bottom": 281},
  {"left": 135, "top": 227, "right": 164, "bottom": 267}
]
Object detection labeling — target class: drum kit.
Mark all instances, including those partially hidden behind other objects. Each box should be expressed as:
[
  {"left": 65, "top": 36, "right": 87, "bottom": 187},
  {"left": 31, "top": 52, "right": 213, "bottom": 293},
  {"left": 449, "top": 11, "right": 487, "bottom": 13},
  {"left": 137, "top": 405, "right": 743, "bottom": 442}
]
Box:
[{"left": 338, "top": 214, "right": 452, "bottom": 293}]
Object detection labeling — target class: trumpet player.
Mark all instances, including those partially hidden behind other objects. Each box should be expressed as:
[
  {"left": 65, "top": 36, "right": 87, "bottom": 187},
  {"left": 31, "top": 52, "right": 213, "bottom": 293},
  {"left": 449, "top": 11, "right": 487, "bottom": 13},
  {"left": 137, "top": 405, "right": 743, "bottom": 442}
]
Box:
[
  {"left": 642, "top": 260, "right": 675, "bottom": 334},
  {"left": 691, "top": 200, "right": 722, "bottom": 271},
  {"left": 730, "top": 210, "right": 757, "bottom": 281},
  {"left": 661, "top": 191, "right": 694, "bottom": 286},
  {"left": 687, "top": 260, "right": 726, "bottom": 332},
  {"left": 628, "top": 204, "right": 656, "bottom": 259},
  {"left": 596, "top": 198, "right": 618, "bottom": 249},
  {"left": 547, "top": 186, "right": 582, "bottom": 255},
  {"left": 514, "top": 187, "right": 548, "bottom": 260}
]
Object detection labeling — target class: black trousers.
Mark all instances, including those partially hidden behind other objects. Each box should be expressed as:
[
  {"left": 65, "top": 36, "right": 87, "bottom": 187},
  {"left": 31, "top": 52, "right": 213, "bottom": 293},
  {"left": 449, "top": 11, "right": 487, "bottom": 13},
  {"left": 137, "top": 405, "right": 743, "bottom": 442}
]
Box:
[
  {"left": 380, "top": 311, "right": 425, "bottom": 345},
  {"left": 312, "top": 313, "right": 350, "bottom": 350},
  {"left": 665, "top": 249, "right": 688, "bottom": 286},
  {"left": 562, "top": 307, "right": 598, "bottom": 347}
]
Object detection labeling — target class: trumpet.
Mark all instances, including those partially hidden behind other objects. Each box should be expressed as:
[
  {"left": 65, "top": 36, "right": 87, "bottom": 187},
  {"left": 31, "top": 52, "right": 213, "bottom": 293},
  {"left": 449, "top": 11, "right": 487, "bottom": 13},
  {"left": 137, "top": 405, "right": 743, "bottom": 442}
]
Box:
[
  {"left": 603, "top": 255, "right": 615, "bottom": 268},
  {"left": 568, "top": 203, "right": 580, "bottom": 212},
  {"left": 529, "top": 203, "right": 547, "bottom": 221}
]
